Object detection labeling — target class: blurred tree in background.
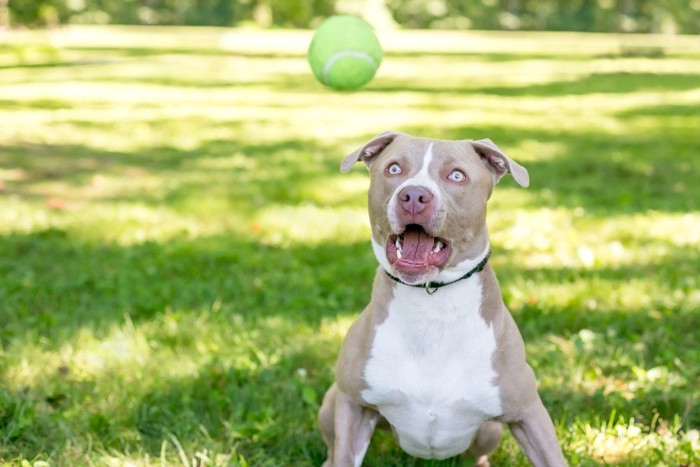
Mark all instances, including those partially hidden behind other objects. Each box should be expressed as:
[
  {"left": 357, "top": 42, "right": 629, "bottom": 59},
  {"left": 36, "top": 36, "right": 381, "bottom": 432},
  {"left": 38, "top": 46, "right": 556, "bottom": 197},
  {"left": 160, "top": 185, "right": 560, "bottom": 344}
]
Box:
[{"left": 2, "top": 0, "right": 699, "bottom": 32}]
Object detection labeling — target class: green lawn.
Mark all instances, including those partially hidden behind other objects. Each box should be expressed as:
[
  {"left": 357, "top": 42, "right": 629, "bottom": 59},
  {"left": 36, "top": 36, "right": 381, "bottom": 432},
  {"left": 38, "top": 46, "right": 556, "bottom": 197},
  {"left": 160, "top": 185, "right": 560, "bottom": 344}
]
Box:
[{"left": 1, "top": 25, "right": 699, "bottom": 466}]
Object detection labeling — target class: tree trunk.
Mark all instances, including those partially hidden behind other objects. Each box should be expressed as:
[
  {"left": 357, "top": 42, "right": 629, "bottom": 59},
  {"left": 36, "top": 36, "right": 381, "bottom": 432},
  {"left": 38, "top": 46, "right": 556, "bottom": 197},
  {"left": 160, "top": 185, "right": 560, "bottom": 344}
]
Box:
[{"left": 0, "top": 0, "right": 9, "bottom": 29}]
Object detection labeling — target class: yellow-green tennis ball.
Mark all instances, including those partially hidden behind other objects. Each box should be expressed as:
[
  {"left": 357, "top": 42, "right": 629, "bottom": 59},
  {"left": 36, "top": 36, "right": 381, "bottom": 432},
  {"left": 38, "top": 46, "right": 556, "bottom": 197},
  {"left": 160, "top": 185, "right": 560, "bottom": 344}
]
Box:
[{"left": 308, "top": 15, "right": 383, "bottom": 91}]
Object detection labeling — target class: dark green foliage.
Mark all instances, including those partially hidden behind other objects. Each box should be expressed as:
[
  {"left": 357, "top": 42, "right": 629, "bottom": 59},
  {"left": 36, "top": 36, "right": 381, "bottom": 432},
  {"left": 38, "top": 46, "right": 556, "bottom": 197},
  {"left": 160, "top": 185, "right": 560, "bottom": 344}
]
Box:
[{"left": 4, "top": 0, "right": 700, "bottom": 32}]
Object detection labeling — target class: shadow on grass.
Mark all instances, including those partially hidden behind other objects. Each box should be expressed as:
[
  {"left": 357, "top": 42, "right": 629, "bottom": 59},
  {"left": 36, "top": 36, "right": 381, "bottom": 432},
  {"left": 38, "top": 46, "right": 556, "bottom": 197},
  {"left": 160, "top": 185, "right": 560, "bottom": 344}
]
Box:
[
  {"left": 475, "top": 72, "right": 700, "bottom": 97},
  {"left": 0, "top": 59, "right": 127, "bottom": 71},
  {"left": 0, "top": 135, "right": 345, "bottom": 211},
  {"left": 66, "top": 46, "right": 305, "bottom": 59},
  {"left": 366, "top": 71, "right": 700, "bottom": 96},
  {"left": 131, "top": 347, "right": 331, "bottom": 464},
  {"left": 23, "top": 65, "right": 694, "bottom": 96},
  {"left": 0, "top": 99, "right": 72, "bottom": 110},
  {"left": 0, "top": 230, "right": 376, "bottom": 345}
]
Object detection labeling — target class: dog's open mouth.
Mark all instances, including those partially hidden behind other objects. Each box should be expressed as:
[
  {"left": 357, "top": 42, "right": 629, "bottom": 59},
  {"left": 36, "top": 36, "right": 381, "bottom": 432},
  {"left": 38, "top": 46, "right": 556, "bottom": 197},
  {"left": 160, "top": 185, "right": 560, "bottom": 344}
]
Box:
[{"left": 386, "top": 224, "right": 451, "bottom": 281}]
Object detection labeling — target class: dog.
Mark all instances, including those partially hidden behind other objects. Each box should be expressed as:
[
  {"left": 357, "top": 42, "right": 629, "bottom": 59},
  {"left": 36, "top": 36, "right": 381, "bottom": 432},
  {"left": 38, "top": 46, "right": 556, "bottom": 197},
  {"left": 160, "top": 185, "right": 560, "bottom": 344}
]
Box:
[{"left": 318, "top": 131, "right": 566, "bottom": 466}]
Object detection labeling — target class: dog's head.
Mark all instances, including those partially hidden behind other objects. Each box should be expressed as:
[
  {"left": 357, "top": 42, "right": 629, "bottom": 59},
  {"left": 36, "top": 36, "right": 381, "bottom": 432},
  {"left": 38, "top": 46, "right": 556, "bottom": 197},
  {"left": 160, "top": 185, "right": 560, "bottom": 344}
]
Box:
[{"left": 342, "top": 131, "right": 529, "bottom": 285}]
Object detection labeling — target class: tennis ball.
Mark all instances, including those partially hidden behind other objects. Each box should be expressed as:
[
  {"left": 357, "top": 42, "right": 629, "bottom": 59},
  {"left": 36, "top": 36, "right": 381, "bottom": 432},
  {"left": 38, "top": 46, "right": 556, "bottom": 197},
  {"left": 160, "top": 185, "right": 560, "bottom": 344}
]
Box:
[{"left": 308, "top": 15, "right": 383, "bottom": 91}]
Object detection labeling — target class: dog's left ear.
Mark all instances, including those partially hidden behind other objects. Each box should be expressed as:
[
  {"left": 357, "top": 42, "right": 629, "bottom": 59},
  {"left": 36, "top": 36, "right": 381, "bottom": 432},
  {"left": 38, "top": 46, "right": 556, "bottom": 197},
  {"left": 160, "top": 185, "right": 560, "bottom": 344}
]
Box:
[
  {"left": 472, "top": 138, "right": 529, "bottom": 187},
  {"left": 341, "top": 130, "right": 400, "bottom": 173}
]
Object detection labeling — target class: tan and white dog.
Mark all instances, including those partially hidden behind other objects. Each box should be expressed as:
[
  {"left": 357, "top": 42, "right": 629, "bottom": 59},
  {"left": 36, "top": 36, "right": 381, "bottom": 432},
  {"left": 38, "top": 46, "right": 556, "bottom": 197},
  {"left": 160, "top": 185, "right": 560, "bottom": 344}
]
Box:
[{"left": 318, "top": 131, "right": 567, "bottom": 466}]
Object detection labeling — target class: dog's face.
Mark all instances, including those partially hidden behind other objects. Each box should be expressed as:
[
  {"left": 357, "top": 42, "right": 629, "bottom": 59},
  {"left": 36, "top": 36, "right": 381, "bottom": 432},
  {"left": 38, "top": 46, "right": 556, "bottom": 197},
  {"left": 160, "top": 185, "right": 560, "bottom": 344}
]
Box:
[{"left": 342, "top": 131, "right": 529, "bottom": 285}]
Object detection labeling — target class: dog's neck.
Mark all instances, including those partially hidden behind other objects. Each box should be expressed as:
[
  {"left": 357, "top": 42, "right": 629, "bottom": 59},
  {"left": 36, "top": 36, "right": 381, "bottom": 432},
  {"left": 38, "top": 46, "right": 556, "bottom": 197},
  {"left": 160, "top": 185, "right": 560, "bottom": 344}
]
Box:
[{"left": 384, "top": 249, "right": 491, "bottom": 295}]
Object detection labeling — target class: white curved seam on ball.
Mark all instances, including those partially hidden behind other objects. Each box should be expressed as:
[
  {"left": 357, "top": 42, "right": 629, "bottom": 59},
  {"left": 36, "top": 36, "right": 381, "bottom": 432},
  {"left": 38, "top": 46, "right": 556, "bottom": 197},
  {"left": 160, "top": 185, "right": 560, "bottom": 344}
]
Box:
[{"left": 322, "top": 50, "right": 377, "bottom": 85}]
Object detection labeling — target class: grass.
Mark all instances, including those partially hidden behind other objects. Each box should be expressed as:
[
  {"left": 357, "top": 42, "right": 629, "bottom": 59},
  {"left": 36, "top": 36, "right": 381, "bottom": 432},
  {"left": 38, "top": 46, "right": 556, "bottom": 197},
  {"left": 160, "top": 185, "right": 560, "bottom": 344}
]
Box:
[{"left": 1, "top": 24, "right": 699, "bottom": 466}]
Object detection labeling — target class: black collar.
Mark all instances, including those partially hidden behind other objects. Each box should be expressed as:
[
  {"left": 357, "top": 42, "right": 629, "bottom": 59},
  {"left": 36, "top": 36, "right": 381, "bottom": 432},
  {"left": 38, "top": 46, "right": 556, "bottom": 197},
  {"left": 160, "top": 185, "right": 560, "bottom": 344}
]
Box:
[{"left": 384, "top": 250, "right": 491, "bottom": 295}]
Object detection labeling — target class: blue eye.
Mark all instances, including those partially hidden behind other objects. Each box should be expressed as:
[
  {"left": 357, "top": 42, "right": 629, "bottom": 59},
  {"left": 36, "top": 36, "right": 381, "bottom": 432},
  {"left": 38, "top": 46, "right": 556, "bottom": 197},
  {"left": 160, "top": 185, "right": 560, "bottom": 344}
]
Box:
[
  {"left": 387, "top": 163, "right": 402, "bottom": 175},
  {"left": 448, "top": 170, "right": 466, "bottom": 182}
]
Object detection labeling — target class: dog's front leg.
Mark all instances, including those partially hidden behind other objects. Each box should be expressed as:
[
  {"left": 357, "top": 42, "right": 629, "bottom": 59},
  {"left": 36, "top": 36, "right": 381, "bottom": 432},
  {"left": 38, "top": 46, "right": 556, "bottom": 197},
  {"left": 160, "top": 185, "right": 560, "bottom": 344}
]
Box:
[
  {"left": 508, "top": 396, "right": 567, "bottom": 467},
  {"left": 319, "top": 383, "right": 380, "bottom": 467}
]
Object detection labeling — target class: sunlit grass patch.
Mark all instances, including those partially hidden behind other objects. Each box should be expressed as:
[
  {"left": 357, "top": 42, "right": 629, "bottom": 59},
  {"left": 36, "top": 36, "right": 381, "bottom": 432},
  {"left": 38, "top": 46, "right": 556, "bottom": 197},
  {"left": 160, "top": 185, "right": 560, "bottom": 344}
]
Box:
[
  {"left": 490, "top": 207, "right": 700, "bottom": 269},
  {"left": 566, "top": 415, "right": 699, "bottom": 465},
  {"left": 254, "top": 205, "right": 368, "bottom": 246},
  {"left": 298, "top": 173, "right": 369, "bottom": 206}
]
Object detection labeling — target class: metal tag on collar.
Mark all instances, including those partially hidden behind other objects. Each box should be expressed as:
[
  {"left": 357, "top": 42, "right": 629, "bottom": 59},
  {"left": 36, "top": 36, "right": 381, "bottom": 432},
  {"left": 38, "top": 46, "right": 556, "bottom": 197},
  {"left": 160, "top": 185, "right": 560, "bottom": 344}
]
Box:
[{"left": 424, "top": 282, "right": 439, "bottom": 295}]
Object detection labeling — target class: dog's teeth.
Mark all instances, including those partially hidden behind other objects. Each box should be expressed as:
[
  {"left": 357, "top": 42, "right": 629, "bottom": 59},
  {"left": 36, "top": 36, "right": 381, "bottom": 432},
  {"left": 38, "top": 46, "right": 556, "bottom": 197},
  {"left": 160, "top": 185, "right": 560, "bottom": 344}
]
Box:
[
  {"left": 397, "top": 248, "right": 403, "bottom": 259},
  {"left": 433, "top": 240, "right": 445, "bottom": 254}
]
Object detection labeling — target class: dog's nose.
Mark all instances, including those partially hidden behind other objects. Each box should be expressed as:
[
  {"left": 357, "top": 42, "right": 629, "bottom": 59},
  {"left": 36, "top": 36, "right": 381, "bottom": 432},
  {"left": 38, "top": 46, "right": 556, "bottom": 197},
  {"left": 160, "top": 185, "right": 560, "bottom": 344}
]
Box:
[{"left": 398, "top": 186, "right": 433, "bottom": 215}]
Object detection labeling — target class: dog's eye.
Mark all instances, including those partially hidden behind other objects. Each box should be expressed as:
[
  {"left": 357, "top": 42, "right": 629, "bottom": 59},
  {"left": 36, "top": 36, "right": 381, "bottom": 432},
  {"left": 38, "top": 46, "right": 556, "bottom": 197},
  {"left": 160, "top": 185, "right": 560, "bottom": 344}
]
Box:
[
  {"left": 386, "top": 163, "right": 402, "bottom": 175},
  {"left": 448, "top": 170, "right": 466, "bottom": 182}
]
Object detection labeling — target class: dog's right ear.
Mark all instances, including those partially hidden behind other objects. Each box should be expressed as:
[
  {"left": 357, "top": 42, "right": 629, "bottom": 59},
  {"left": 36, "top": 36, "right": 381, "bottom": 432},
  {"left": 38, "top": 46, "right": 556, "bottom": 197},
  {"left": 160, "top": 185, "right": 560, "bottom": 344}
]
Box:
[{"left": 340, "top": 131, "right": 400, "bottom": 173}]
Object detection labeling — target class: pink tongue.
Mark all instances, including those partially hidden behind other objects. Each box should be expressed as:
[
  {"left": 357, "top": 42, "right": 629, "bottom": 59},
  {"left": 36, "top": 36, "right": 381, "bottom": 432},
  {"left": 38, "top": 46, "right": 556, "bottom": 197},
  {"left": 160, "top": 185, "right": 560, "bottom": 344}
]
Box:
[{"left": 401, "top": 229, "right": 435, "bottom": 263}]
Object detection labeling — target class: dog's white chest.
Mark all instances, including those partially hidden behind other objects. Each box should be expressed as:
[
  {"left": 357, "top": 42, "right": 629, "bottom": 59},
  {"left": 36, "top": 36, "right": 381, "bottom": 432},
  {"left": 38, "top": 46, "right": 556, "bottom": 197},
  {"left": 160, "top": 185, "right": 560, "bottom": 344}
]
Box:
[{"left": 361, "top": 277, "right": 502, "bottom": 459}]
